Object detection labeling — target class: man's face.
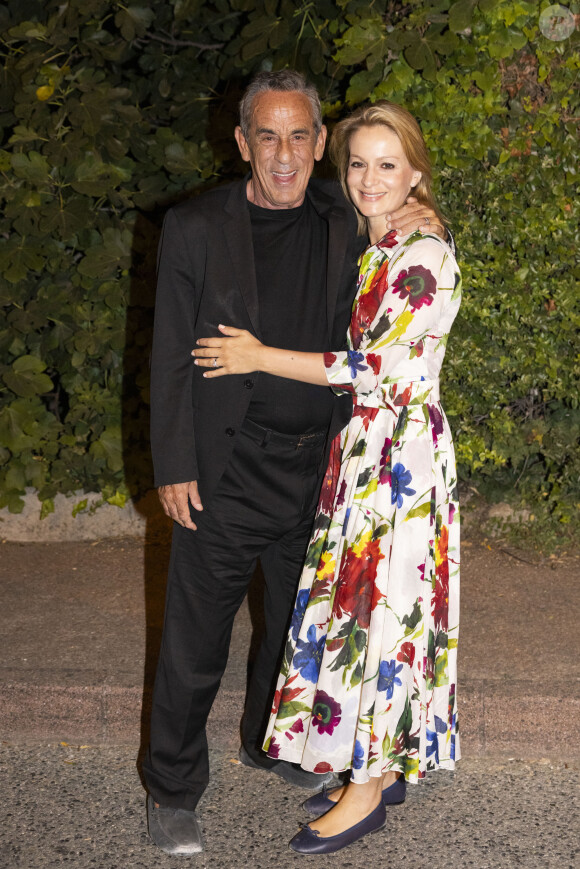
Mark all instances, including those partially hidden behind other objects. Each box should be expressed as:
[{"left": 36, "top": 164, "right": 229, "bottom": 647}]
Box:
[{"left": 235, "top": 90, "right": 327, "bottom": 210}]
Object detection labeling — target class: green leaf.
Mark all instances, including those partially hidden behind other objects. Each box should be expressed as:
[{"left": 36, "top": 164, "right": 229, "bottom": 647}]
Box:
[
  {"left": 449, "top": 0, "right": 477, "bottom": 33},
  {"left": 346, "top": 68, "right": 383, "bottom": 105},
  {"left": 72, "top": 498, "right": 89, "bottom": 517},
  {"left": 276, "top": 700, "right": 312, "bottom": 720},
  {"left": 404, "top": 38, "right": 436, "bottom": 73},
  {"left": 106, "top": 489, "right": 127, "bottom": 508},
  {"left": 7, "top": 21, "right": 47, "bottom": 39},
  {"left": 350, "top": 661, "right": 363, "bottom": 688},
  {"left": 402, "top": 601, "right": 422, "bottom": 633},
  {"left": 78, "top": 228, "right": 132, "bottom": 278},
  {"left": 3, "top": 357, "right": 53, "bottom": 398},
  {"left": 434, "top": 650, "right": 449, "bottom": 687},
  {"left": 40, "top": 498, "right": 55, "bottom": 520},
  {"left": 0, "top": 402, "right": 37, "bottom": 452},
  {"left": 405, "top": 502, "right": 432, "bottom": 521},
  {"left": 373, "top": 523, "right": 390, "bottom": 540},
  {"left": 11, "top": 151, "right": 51, "bottom": 183},
  {"left": 90, "top": 426, "right": 123, "bottom": 472},
  {"left": 0, "top": 237, "right": 46, "bottom": 284}
]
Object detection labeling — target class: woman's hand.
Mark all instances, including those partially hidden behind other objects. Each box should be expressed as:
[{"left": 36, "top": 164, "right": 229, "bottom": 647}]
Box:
[{"left": 192, "top": 324, "right": 264, "bottom": 378}]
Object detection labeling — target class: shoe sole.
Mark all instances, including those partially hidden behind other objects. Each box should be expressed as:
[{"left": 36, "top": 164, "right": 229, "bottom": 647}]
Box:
[
  {"left": 289, "top": 819, "right": 387, "bottom": 854},
  {"left": 239, "top": 747, "right": 337, "bottom": 791}
]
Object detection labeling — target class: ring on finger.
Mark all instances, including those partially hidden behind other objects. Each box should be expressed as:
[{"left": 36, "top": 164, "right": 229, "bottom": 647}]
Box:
[
  {"left": 213, "top": 357, "right": 218, "bottom": 368},
  {"left": 424, "top": 216, "right": 430, "bottom": 225}
]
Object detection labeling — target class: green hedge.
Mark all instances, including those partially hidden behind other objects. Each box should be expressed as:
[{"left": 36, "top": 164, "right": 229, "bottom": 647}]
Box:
[{"left": 1, "top": 0, "right": 578, "bottom": 532}]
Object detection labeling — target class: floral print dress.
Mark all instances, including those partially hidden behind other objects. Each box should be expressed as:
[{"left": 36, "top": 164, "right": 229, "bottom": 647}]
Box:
[{"left": 263, "top": 230, "right": 462, "bottom": 784}]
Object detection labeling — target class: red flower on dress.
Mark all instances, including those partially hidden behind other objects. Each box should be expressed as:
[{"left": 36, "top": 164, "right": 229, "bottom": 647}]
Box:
[
  {"left": 397, "top": 642, "right": 416, "bottom": 668},
  {"left": 313, "top": 761, "right": 333, "bottom": 773},
  {"left": 350, "top": 258, "right": 390, "bottom": 349},
  {"left": 311, "top": 690, "right": 341, "bottom": 735},
  {"left": 334, "top": 536, "right": 385, "bottom": 629},
  {"left": 392, "top": 265, "right": 437, "bottom": 309},
  {"left": 394, "top": 385, "right": 412, "bottom": 406},
  {"left": 433, "top": 525, "right": 449, "bottom": 631},
  {"left": 376, "top": 229, "right": 399, "bottom": 250},
  {"left": 272, "top": 673, "right": 303, "bottom": 714},
  {"left": 353, "top": 404, "right": 378, "bottom": 432},
  {"left": 318, "top": 435, "right": 341, "bottom": 515},
  {"left": 267, "top": 737, "right": 281, "bottom": 758},
  {"left": 310, "top": 575, "right": 332, "bottom": 600},
  {"left": 366, "top": 353, "right": 381, "bottom": 376},
  {"left": 428, "top": 404, "right": 444, "bottom": 445},
  {"left": 379, "top": 436, "right": 392, "bottom": 485}
]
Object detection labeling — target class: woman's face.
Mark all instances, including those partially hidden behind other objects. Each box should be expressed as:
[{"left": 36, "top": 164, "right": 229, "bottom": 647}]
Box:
[{"left": 346, "top": 125, "right": 422, "bottom": 233}]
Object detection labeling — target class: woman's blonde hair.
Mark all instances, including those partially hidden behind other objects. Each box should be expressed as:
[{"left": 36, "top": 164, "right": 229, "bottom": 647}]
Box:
[{"left": 329, "top": 100, "right": 444, "bottom": 235}]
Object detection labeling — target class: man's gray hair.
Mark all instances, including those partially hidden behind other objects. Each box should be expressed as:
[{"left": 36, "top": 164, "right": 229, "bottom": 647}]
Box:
[{"left": 239, "top": 69, "right": 323, "bottom": 138}]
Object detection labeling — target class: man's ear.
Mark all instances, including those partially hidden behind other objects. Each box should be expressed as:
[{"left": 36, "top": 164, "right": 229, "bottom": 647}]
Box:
[
  {"left": 234, "top": 126, "right": 251, "bottom": 163},
  {"left": 314, "top": 125, "right": 328, "bottom": 162}
]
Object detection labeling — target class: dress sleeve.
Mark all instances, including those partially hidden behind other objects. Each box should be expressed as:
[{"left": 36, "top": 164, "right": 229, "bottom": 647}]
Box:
[{"left": 324, "top": 235, "right": 459, "bottom": 398}]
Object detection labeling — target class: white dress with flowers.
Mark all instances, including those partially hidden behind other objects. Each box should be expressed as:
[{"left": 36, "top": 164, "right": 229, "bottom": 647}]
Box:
[{"left": 263, "top": 230, "right": 461, "bottom": 783}]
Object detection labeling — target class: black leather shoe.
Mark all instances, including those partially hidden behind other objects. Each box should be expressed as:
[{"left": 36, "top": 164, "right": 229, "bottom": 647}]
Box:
[
  {"left": 239, "top": 746, "right": 337, "bottom": 791},
  {"left": 146, "top": 794, "right": 203, "bottom": 855},
  {"left": 303, "top": 775, "right": 406, "bottom": 816},
  {"left": 289, "top": 800, "right": 387, "bottom": 854}
]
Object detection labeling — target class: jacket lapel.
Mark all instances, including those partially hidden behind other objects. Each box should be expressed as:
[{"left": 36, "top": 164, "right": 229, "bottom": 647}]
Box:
[
  {"left": 307, "top": 182, "right": 351, "bottom": 342},
  {"left": 222, "top": 178, "right": 261, "bottom": 337}
]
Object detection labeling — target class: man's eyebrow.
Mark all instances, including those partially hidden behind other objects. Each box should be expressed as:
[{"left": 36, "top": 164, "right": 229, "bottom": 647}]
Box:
[{"left": 255, "top": 126, "right": 312, "bottom": 136}]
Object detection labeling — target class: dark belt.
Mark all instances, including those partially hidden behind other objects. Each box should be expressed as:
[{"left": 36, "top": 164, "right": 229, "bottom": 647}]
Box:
[{"left": 242, "top": 417, "right": 328, "bottom": 448}]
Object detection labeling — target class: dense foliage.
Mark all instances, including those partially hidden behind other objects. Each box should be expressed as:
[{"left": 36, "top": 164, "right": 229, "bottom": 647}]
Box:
[{"left": 0, "top": 0, "right": 578, "bottom": 531}]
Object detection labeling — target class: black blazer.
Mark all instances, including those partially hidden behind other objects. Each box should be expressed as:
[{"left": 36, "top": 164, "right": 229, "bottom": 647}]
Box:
[{"left": 150, "top": 176, "right": 364, "bottom": 500}]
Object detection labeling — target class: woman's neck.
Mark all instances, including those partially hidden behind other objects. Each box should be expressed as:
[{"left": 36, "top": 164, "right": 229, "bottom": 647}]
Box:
[{"left": 367, "top": 216, "right": 387, "bottom": 245}]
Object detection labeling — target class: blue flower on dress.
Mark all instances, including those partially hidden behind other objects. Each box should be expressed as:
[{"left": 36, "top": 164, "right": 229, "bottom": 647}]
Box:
[
  {"left": 426, "top": 715, "right": 447, "bottom": 764},
  {"left": 390, "top": 462, "right": 416, "bottom": 508},
  {"left": 426, "top": 727, "right": 439, "bottom": 763},
  {"left": 293, "top": 624, "right": 325, "bottom": 683},
  {"left": 353, "top": 739, "right": 365, "bottom": 770},
  {"left": 342, "top": 506, "right": 352, "bottom": 535},
  {"left": 347, "top": 350, "right": 368, "bottom": 378},
  {"left": 290, "top": 589, "right": 310, "bottom": 642},
  {"left": 377, "top": 659, "right": 403, "bottom": 699},
  {"left": 449, "top": 711, "right": 458, "bottom": 760}
]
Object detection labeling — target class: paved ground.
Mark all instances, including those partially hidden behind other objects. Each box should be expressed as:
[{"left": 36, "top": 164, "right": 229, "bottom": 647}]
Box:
[
  {"left": 1, "top": 534, "right": 578, "bottom": 756},
  {"left": 1, "top": 744, "right": 578, "bottom": 869},
  {"left": 1, "top": 530, "right": 579, "bottom": 866}
]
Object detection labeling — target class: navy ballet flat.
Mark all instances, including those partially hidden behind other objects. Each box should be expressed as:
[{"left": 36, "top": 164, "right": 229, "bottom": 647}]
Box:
[
  {"left": 302, "top": 775, "right": 406, "bottom": 816},
  {"left": 289, "top": 800, "right": 387, "bottom": 854}
]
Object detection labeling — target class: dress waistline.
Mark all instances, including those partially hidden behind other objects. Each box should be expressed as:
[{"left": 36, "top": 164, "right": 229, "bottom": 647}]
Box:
[{"left": 352, "top": 379, "right": 440, "bottom": 410}]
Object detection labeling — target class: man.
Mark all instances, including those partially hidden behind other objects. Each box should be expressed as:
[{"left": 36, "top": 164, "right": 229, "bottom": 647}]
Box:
[{"left": 144, "top": 69, "right": 444, "bottom": 855}]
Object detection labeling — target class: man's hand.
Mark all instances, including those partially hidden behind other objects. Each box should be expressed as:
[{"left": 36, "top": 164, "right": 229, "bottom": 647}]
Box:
[
  {"left": 158, "top": 481, "right": 203, "bottom": 531},
  {"left": 387, "top": 196, "right": 446, "bottom": 240}
]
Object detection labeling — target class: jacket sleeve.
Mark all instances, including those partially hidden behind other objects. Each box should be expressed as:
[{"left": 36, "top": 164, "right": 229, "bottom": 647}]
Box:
[
  {"left": 149, "top": 207, "right": 203, "bottom": 487},
  {"left": 324, "top": 236, "right": 459, "bottom": 398}
]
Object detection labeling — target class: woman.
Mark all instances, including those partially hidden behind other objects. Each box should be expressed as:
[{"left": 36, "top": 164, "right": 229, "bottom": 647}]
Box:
[{"left": 194, "top": 101, "right": 461, "bottom": 854}]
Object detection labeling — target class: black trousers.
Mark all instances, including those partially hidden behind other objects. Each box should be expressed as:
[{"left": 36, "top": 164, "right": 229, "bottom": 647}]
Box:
[{"left": 142, "top": 419, "right": 327, "bottom": 810}]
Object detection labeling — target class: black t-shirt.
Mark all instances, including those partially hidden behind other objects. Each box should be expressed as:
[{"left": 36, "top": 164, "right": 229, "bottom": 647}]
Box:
[{"left": 246, "top": 196, "right": 335, "bottom": 434}]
